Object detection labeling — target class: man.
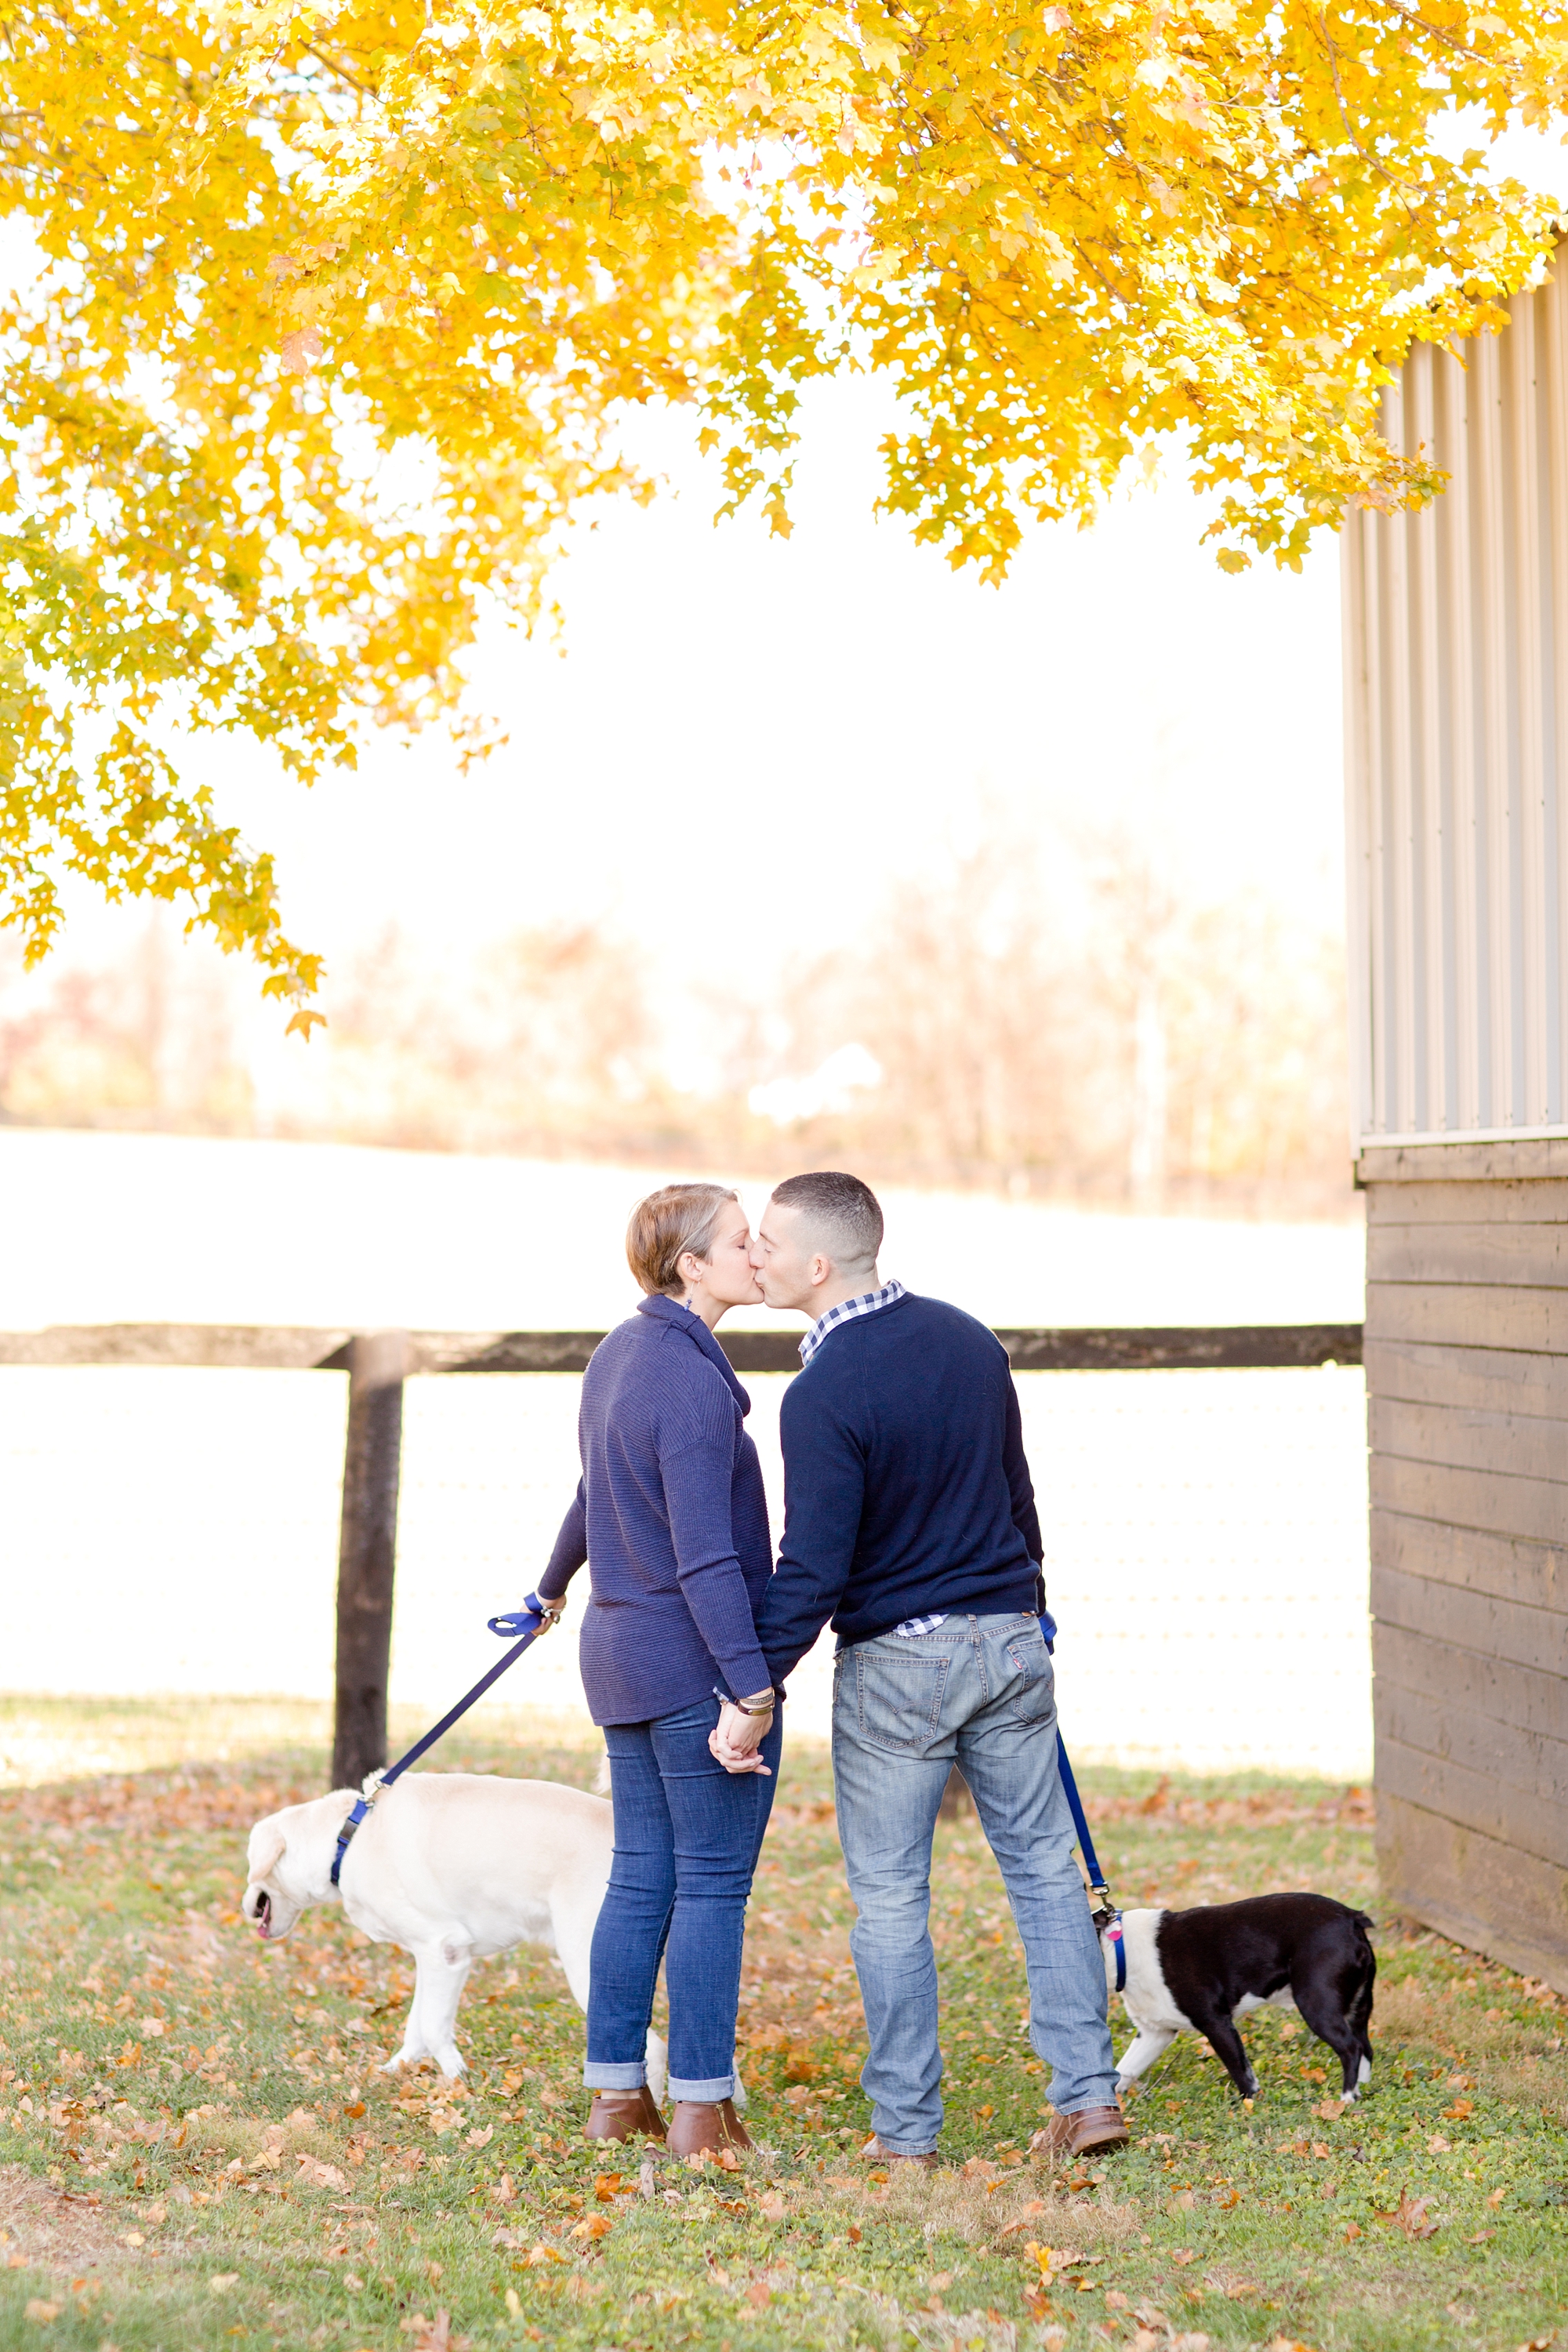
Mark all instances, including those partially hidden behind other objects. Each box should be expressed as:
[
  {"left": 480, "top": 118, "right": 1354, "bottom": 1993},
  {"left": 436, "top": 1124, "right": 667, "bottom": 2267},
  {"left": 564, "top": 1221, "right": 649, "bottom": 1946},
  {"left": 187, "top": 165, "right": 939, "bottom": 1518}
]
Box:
[{"left": 711, "top": 1169, "right": 1123, "bottom": 2167}]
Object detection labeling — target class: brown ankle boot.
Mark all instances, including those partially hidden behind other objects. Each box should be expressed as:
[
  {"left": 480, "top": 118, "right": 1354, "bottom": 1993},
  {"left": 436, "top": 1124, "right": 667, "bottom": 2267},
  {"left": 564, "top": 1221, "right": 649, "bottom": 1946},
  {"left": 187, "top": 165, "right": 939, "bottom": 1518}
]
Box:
[
  {"left": 666, "top": 2098, "right": 753, "bottom": 2158},
  {"left": 586, "top": 2086, "right": 666, "bottom": 2143}
]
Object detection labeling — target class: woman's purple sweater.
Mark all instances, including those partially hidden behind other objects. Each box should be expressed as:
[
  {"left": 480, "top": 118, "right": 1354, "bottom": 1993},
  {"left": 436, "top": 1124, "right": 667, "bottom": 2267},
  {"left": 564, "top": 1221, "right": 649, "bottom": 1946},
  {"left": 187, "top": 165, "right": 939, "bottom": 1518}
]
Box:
[{"left": 537, "top": 1294, "right": 772, "bottom": 1726}]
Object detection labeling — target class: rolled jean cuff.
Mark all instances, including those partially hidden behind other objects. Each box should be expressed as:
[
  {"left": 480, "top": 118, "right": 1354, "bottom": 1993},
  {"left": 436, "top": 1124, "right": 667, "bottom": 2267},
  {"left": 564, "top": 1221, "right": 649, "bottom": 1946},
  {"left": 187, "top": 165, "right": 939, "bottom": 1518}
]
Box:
[
  {"left": 871, "top": 2136, "right": 938, "bottom": 2158},
  {"left": 668, "top": 2072, "right": 735, "bottom": 2102},
  {"left": 583, "top": 2061, "right": 646, "bottom": 2090}
]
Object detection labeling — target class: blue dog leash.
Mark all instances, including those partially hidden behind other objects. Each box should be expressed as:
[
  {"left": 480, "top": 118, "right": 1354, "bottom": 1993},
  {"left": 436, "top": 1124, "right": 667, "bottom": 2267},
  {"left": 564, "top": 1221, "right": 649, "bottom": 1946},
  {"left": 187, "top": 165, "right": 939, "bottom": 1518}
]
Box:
[
  {"left": 1041, "top": 1611, "right": 1125, "bottom": 1991},
  {"left": 330, "top": 1593, "right": 554, "bottom": 1887}
]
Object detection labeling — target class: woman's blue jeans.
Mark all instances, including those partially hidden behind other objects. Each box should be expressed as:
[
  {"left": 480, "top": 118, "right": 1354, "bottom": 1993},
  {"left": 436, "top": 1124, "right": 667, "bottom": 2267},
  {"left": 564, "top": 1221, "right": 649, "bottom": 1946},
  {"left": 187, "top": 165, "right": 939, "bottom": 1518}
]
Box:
[{"left": 586, "top": 1693, "right": 782, "bottom": 2102}]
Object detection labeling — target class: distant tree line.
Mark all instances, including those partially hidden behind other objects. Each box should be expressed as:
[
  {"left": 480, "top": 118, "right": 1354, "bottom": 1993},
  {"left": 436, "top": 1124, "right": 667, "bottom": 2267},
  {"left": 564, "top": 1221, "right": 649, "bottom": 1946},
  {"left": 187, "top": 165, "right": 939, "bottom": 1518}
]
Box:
[{"left": 0, "top": 834, "right": 1349, "bottom": 1214}]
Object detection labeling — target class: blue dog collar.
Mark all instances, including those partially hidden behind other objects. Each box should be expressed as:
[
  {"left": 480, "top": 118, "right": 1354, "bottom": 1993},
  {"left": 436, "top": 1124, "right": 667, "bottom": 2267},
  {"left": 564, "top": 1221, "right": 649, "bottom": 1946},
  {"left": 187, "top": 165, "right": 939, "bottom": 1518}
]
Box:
[{"left": 1105, "top": 1915, "right": 1127, "bottom": 1993}]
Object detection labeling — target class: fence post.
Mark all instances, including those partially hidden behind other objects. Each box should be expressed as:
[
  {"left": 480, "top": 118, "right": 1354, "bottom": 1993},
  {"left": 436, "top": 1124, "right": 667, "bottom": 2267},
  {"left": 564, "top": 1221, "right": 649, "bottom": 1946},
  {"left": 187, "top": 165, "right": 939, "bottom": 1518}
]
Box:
[{"left": 331, "top": 1331, "right": 410, "bottom": 1791}]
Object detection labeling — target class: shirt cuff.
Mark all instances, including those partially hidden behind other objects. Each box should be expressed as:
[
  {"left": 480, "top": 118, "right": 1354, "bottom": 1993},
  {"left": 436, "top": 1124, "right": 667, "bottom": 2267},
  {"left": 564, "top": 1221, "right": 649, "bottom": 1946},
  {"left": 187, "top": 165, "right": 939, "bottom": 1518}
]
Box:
[{"left": 717, "top": 1648, "right": 771, "bottom": 1706}]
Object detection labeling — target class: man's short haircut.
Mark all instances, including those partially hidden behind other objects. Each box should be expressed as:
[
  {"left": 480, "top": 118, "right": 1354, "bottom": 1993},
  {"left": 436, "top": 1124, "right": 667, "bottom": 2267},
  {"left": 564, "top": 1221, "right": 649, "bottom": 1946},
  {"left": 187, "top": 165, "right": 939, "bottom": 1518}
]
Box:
[{"left": 771, "top": 1170, "right": 884, "bottom": 1272}]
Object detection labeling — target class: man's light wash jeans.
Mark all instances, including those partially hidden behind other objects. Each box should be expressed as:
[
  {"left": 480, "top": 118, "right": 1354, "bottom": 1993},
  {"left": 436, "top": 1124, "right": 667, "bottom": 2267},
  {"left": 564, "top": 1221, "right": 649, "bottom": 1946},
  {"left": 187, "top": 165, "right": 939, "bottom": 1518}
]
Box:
[{"left": 832, "top": 1610, "right": 1118, "bottom": 2156}]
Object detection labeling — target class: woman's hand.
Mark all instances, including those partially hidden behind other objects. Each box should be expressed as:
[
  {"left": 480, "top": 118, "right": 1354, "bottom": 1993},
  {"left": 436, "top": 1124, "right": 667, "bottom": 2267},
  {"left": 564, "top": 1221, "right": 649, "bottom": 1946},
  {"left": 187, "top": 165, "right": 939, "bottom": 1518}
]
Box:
[{"left": 710, "top": 1700, "right": 772, "bottom": 1774}]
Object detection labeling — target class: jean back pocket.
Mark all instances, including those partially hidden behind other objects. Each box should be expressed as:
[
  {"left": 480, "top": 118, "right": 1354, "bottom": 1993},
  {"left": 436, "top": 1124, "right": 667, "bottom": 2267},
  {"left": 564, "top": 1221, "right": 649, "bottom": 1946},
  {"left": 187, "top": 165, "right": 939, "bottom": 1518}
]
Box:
[
  {"left": 1004, "top": 1628, "right": 1056, "bottom": 1725},
  {"left": 853, "top": 1646, "right": 951, "bottom": 1751}
]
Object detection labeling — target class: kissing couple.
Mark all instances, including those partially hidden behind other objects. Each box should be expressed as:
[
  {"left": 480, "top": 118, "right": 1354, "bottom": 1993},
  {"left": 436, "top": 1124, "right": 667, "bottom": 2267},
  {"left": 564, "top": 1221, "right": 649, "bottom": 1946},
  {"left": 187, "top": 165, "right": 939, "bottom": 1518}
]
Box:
[{"left": 529, "top": 1171, "right": 1126, "bottom": 2168}]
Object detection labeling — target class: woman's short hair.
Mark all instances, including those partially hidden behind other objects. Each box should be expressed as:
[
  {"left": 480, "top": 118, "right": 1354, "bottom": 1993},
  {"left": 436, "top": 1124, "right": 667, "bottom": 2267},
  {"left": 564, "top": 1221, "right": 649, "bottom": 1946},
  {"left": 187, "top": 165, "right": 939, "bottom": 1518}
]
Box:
[{"left": 626, "top": 1182, "right": 739, "bottom": 1297}]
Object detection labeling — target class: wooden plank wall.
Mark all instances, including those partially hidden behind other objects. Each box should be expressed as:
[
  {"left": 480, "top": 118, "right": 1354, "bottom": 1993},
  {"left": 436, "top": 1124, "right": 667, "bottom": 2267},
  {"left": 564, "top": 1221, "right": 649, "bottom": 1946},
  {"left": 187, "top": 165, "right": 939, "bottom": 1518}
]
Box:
[{"left": 1362, "top": 1138, "right": 1568, "bottom": 1991}]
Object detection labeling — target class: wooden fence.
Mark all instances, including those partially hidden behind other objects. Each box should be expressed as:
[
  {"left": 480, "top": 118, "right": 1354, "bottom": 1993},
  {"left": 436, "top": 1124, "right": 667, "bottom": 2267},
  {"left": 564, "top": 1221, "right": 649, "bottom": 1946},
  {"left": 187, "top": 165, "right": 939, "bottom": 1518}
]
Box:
[{"left": 2, "top": 1319, "right": 1364, "bottom": 1790}]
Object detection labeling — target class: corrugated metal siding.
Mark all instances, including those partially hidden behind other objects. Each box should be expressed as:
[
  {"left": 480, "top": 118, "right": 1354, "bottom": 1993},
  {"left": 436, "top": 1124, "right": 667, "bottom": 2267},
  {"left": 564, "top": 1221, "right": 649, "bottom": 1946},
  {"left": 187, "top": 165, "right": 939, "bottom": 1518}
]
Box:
[{"left": 1343, "top": 262, "right": 1568, "bottom": 1147}]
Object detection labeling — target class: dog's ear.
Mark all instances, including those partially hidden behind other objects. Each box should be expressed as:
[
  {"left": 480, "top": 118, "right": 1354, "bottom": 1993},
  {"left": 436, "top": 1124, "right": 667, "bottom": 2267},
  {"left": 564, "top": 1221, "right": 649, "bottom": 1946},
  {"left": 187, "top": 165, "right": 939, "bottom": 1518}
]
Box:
[{"left": 249, "top": 1825, "right": 287, "bottom": 1882}]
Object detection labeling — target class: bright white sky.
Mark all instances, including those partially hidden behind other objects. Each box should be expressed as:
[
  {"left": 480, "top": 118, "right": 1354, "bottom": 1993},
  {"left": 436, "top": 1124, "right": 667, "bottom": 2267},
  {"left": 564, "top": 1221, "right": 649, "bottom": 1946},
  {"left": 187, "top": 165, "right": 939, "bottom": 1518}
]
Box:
[{"left": 220, "top": 382, "right": 1348, "bottom": 995}]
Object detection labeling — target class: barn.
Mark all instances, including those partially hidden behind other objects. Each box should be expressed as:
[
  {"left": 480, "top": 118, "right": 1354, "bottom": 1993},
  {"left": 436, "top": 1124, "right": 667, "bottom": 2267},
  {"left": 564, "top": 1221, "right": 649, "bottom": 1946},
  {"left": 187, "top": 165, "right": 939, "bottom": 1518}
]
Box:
[{"left": 1341, "top": 252, "right": 1568, "bottom": 1990}]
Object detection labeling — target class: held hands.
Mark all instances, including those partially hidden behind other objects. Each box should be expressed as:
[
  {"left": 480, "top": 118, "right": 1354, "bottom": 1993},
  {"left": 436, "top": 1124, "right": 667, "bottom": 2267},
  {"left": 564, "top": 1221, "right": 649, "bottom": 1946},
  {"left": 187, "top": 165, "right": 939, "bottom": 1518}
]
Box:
[{"left": 709, "top": 1697, "right": 773, "bottom": 1775}]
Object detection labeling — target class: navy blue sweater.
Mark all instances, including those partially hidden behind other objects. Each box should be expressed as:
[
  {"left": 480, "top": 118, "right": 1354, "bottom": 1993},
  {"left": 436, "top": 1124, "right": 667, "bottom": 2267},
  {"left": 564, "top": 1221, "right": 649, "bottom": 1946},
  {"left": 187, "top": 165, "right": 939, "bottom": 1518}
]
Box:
[
  {"left": 755, "top": 1290, "right": 1044, "bottom": 1685},
  {"left": 537, "top": 1294, "right": 772, "bottom": 1726}
]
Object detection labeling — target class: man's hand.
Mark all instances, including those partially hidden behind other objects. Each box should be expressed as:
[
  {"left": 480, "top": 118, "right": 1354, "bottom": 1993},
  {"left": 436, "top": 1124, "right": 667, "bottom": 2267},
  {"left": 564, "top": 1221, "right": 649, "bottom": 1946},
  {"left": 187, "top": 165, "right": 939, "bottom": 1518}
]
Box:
[{"left": 709, "top": 1700, "right": 772, "bottom": 1775}]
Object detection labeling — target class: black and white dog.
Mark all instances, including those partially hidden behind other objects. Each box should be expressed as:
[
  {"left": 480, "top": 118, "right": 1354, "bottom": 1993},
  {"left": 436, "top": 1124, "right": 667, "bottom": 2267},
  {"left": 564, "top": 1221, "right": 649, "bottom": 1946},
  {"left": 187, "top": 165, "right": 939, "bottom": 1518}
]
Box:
[{"left": 1101, "top": 1893, "right": 1376, "bottom": 2101}]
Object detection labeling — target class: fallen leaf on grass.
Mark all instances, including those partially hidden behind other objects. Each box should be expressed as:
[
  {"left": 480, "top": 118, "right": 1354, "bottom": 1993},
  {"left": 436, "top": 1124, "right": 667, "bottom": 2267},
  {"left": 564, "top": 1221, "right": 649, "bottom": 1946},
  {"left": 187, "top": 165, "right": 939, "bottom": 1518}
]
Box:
[
  {"left": 465, "top": 2125, "right": 492, "bottom": 2149},
  {"left": 996, "top": 2201, "right": 1049, "bottom": 2235},
  {"left": 209, "top": 2275, "right": 240, "bottom": 2295},
  {"left": 1022, "top": 2244, "right": 1083, "bottom": 2280},
  {"left": 1264, "top": 2340, "right": 1319, "bottom": 2352},
  {"left": 1469, "top": 2230, "right": 1496, "bottom": 2244},
  {"left": 399, "top": 2314, "right": 472, "bottom": 2352},
  {"left": 758, "top": 2191, "right": 786, "bottom": 2221},
  {"left": 1515, "top": 2338, "right": 1558, "bottom": 2352},
  {"left": 1171, "top": 2249, "right": 1196, "bottom": 2266},
  {"left": 1444, "top": 2100, "right": 1474, "bottom": 2119},
  {"left": 745, "top": 2280, "right": 771, "bottom": 2310},
  {"left": 23, "top": 2302, "right": 60, "bottom": 2325},
  {"left": 1428, "top": 2134, "right": 1452, "bottom": 2154},
  {"left": 569, "top": 2215, "right": 612, "bottom": 2241},
  {"left": 1374, "top": 2190, "right": 1438, "bottom": 2239},
  {"left": 1488, "top": 2187, "right": 1508, "bottom": 2207},
  {"left": 521, "top": 2245, "right": 567, "bottom": 2267},
  {"left": 1343, "top": 2222, "right": 1362, "bottom": 2241},
  {"left": 297, "top": 2157, "right": 347, "bottom": 2190}
]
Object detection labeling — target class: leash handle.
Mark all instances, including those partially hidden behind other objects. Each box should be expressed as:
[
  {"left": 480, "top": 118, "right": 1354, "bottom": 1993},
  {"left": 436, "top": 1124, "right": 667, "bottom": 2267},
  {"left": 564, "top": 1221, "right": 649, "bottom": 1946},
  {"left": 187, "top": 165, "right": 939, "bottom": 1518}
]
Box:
[{"left": 330, "top": 1594, "right": 552, "bottom": 1887}]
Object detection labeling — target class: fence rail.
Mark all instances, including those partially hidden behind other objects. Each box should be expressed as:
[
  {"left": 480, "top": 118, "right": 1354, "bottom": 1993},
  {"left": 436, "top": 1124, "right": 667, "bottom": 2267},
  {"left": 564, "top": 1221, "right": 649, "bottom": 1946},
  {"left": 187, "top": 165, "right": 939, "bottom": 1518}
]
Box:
[
  {"left": 1, "top": 1321, "right": 1365, "bottom": 1788},
  {"left": 0, "top": 1320, "right": 1365, "bottom": 1374}
]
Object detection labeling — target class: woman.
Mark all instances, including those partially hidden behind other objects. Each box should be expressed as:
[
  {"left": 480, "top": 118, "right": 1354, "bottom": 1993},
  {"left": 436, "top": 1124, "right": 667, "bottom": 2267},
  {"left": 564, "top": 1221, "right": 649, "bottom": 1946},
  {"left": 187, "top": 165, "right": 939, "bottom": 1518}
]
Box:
[{"left": 535, "top": 1181, "right": 780, "bottom": 2157}]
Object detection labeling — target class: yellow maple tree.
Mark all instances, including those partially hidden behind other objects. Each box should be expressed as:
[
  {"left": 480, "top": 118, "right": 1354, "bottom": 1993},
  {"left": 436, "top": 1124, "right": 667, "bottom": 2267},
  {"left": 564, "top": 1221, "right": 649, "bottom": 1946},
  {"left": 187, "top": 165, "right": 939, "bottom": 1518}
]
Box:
[{"left": 3, "top": 0, "right": 1564, "bottom": 1013}]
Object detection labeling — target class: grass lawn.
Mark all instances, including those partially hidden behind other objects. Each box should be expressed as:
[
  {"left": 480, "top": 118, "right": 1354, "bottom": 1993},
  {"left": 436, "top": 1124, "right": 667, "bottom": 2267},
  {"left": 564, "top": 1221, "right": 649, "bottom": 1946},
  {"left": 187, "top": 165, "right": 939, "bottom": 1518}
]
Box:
[{"left": 2, "top": 1697, "right": 1566, "bottom": 2352}]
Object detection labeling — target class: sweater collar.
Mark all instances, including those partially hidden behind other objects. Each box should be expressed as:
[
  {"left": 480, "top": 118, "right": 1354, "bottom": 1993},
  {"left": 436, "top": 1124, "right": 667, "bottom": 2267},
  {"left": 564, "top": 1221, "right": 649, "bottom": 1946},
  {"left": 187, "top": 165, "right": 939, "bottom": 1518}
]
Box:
[{"left": 637, "top": 1293, "right": 751, "bottom": 1414}]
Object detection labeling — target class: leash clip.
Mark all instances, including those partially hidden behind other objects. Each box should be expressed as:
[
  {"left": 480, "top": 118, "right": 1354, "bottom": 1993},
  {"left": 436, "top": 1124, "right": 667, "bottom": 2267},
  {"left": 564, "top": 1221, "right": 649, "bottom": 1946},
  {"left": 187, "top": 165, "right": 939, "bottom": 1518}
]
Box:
[{"left": 330, "top": 1772, "right": 385, "bottom": 1889}]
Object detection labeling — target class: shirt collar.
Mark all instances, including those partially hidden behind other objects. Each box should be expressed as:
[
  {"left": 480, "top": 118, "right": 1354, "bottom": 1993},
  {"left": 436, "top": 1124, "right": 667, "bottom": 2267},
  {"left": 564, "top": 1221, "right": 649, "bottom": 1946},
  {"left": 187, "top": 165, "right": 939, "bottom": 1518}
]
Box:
[
  {"left": 636, "top": 1292, "right": 750, "bottom": 1414},
  {"left": 798, "top": 1278, "right": 908, "bottom": 1367}
]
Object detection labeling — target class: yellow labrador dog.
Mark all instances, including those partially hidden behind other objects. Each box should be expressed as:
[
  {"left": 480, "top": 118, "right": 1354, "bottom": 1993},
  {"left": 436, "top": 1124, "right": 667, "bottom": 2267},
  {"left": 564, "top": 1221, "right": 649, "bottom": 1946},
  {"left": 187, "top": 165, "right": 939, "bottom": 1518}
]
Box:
[{"left": 241, "top": 1773, "right": 673, "bottom": 2096}]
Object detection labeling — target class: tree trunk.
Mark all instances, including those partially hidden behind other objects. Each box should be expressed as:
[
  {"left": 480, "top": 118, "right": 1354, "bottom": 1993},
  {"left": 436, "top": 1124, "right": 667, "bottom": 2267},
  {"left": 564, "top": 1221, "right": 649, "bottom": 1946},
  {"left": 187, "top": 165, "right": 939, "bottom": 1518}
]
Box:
[{"left": 331, "top": 1331, "right": 409, "bottom": 1791}]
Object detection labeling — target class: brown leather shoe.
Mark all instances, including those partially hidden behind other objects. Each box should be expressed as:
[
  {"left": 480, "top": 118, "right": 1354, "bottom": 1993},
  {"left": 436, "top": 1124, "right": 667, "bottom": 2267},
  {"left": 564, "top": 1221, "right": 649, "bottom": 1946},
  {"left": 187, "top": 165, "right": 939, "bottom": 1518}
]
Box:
[
  {"left": 666, "top": 2099, "right": 753, "bottom": 2158},
  {"left": 1029, "top": 2103, "right": 1129, "bottom": 2161},
  {"left": 586, "top": 2086, "right": 666, "bottom": 2143},
  {"left": 860, "top": 2134, "right": 938, "bottom": 2169}
]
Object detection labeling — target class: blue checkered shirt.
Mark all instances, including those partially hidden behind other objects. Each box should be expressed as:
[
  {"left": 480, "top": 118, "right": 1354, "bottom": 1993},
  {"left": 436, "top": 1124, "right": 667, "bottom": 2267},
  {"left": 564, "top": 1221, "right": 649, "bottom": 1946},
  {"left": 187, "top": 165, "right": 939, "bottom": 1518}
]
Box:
[{"left": 797, "top": 1277, "right": 907, "bottom": 1368}]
